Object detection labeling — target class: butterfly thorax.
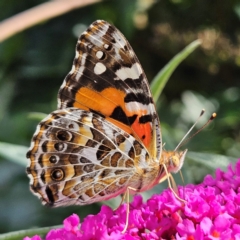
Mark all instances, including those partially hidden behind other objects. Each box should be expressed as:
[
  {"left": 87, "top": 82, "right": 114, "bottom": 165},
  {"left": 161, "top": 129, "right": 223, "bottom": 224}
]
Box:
[
  {"left": 126, "top": 151, "right": 160, "bottom": 193},
  {"left": 127, "top": 149, "right": 187, "bottom": 194}
]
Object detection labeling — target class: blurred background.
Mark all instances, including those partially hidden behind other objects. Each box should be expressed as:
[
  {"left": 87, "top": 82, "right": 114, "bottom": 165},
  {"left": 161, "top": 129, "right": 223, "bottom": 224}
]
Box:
[{"left": 0, "top": 0, "right": 239, "bottom": 235}]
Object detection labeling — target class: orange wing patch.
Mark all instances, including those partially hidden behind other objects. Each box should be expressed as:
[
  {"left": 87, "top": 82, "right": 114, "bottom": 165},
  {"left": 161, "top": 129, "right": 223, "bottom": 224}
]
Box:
[
  {"left": 73, "top": 87, "right": 125, "bottom": 117},
  {"left": 73, "top": 86, "right": 152, "bottom": 148}
]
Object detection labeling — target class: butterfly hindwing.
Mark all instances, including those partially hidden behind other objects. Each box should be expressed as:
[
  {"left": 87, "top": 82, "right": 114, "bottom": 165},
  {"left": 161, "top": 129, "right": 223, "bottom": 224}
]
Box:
[{"left": 26, "top": 108, "right": 158, "bottom": 206}]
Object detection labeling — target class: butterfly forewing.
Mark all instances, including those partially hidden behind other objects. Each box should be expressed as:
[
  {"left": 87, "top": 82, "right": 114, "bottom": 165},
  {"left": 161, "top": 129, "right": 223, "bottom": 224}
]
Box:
[{"left": 58, "top": 20, "right": 161, "bottom": 160}]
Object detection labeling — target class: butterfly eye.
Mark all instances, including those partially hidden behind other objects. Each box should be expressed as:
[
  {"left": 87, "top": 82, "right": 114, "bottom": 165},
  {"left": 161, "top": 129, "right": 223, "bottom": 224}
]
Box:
[
  {"left": 171, "top": 156, "right": 179, "bottom": 167},
  {"left": 56, "top": 130, "right": 72, "bottom": 141},
  {"left": 51, "top": 168, "right": 64, "bottom": 181}
]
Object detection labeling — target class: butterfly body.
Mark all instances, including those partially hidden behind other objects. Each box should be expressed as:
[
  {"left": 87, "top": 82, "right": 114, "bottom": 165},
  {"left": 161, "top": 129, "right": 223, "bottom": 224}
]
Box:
[{"left": 27, "top": 20, "right": 186, "bottom": 207}]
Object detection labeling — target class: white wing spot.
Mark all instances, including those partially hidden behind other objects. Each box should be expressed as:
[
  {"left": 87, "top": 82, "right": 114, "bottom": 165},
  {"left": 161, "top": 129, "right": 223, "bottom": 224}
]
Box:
[
  {"left": 96, "top": 51, "right": 104, "bottom": 59},
  {"left": 76, "top": 66, "right": 84, "bottom": 79},
  {"left": 75, "top": 50, "right": 79, "bottom": 59},
  {"left": 114, "top": 62, "right": 142, "bottom": 80},
  {"left": 69, "top": 65, "right": 75, "bottom": 74},
  {"left": 104, "top": 44, "right": 109, "bottom": 49},
  {"left": 81, "top": 53, "right": 87, "bottom": 65},
  {"left": 81, "top": 31, "right": 87, "bottom": 36},
  {"left": 94, "top": 62, "right": 107, "bottom": 75},
  {"left": 126, "top": 102, "right": 153, "bottom": 115}
]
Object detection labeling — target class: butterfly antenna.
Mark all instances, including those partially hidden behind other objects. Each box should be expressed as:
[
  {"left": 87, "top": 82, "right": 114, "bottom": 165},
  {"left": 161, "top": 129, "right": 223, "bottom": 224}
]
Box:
[
  {"left": 174, "top": 109, "right": 205, "bottom": 151},
  {"left": 174, "top": 109, "right": 216, "bottom": 151}
]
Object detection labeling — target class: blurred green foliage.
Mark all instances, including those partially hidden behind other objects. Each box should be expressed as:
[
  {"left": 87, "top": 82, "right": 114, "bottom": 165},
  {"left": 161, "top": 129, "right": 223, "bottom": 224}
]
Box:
[{"left": 0, "top": 0, "right": 239, "bottom": 235}]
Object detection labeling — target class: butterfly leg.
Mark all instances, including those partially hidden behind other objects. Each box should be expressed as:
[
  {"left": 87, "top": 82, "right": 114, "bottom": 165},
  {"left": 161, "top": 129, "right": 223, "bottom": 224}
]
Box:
[
  {"left": 121, "top": 187, "right": 130, "bottom": 233},
  {"left": 114, "top": 192, "right": 127, "bottom": 211},
  {"left": 117, "top": 186, "right": 138, "bottom": 234},
  {"left": 160, "top": 164, "right": 186, "bottom": 203}
]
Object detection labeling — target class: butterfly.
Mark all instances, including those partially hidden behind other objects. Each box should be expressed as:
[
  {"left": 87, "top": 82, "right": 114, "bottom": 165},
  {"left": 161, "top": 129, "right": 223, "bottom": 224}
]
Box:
[{"left": 26, "top": 20, "right": 187, "bottom": 209}]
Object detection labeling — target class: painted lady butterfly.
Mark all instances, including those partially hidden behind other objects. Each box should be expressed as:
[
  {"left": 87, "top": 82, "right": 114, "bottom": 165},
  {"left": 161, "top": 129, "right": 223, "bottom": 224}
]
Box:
[{"left": 26, "top": 20, "right": 187, "bottom": 208}]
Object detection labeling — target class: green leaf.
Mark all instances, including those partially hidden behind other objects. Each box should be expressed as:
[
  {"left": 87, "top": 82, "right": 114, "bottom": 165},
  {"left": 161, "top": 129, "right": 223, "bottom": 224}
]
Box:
[
  {"left": 27, "top": 112, "right": 47, "bottom": 121},
  {"left": 0, "top": 142, "right": 28, "bottom": 166},
  {"left": 0, "top": 225, "right": 61, "bottom": 240},
  {"left": 150, "top": 40, "right": 202, "bottom": 102},
  {"left": 187, "top": 151, "right": 237, "bottom": 171}
]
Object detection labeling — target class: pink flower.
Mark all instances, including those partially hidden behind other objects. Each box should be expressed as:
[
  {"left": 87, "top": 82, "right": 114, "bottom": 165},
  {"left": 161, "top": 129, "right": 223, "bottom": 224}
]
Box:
[
  {"left": 24, "top": 159, "right": 240, "bottom": 240},
  {"left": 45, "top": 214, "right": 81, "bottom": 239},
  {"left": 24, "top": 236, "right": 42, "bottom": 240}
]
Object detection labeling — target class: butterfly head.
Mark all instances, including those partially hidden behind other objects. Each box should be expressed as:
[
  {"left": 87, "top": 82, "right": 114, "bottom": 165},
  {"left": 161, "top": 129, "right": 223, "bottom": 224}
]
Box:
[{"left": 161, "top": 149, "right": 188, "bottom": 174}]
